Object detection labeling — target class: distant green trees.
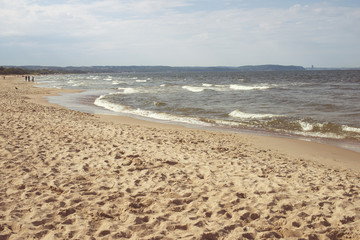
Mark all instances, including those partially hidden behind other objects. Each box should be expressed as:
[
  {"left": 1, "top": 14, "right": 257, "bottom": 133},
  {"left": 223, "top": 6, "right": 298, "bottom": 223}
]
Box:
[
  {"left": 1, "top": 64, "right": 308, "bottom": 75},
  {"left": 0, "top": 66, "right": 55, "bottom": 75}
]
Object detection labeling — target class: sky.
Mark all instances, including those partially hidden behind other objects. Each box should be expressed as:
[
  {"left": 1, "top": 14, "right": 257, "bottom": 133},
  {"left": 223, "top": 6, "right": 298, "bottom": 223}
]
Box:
[{"left": 0, "top": 0, "right": 359, "bottom": 67}]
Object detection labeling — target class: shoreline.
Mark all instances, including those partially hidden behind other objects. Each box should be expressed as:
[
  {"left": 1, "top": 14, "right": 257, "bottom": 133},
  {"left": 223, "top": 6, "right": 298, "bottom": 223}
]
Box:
[
  {"left": 1, "top": 76, "right": 360, "bottom": 239},
  {"left": 38, "top": 79, "right": 360, "bottom": 166},
  {"left": 37, "top": 80, "right": 360, "bottom": 154}
]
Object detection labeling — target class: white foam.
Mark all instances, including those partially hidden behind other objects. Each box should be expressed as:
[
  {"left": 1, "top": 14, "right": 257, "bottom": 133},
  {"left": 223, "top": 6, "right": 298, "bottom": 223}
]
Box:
[
  {"left": 94, "top": 95, "right": 127, "bottom": 112},
  {"left": 136, "top": 79, "right": 147, "bottom": 83},
  {"left": 343, "top": 125, "right": 360, "bottom": 133},
  {"left": 215, "top": 119, "right": 243, "bottom": 127},
  {"left": 230, "top": 84, "right": 270, "bottom": 90},
  {"left": 132, "top": 109, "right": 211, "bottom": 126},
  {"left": 298, "top": 120, "right": 314, "bottom": 131},
  {"left": 111, "top": 80, "right": 124, "bottom": 85},
  {"left": 183, "top": 85, "right": 228, "bottom": 92},
  {"left": 94, "top": 95, "right": 211, "bottom": 126},
  {"left": 182, "top": 86, "right": 205, "bottom": 92},
  {"left": 229, "top": 110, "right": 278, "bottom": 119},
  {"left": 290, "top": 130, "right": 344, "bottom": 139},
  {"left": 118, "top": 87, "right": 139, "bottom": 94}
]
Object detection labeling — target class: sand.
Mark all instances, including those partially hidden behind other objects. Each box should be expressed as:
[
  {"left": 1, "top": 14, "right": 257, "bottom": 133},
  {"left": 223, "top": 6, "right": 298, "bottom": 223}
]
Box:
[{"left": 1, "top": 76, "right": 359, "bottom": 239}]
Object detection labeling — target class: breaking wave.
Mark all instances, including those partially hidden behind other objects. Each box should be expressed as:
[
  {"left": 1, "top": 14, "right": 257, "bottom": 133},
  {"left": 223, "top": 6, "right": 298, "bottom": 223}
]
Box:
[
  {"left": 229, "top": 84, "right": 271, "bottom": 90},
  {"left": 229, "top": 110, "right": 280, "bottom": 119}
]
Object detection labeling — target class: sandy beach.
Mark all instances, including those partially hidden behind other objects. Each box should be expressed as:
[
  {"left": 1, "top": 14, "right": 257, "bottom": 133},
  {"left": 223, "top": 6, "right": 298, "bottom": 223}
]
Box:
[{"left": 1, "top": 76, "right": 360, "bottom": 239}]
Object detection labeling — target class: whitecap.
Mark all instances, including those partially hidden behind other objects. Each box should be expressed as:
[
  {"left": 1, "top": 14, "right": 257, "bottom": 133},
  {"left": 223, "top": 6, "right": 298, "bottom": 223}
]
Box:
[
  {"left": 136, "top": 79, "right": 147, "bottom": 83},
  {"left": 112, "top": 80, "right": 124, "bottom": 85},
  {"left": 182, "top": 86, "right": 205, "bottom": 92},
  {"left": 230, "top": 84, "right": 270, "bottom": 90},
  {"left": 94, "top": 95, "right": 127, "bottom": 112},
  {"left": 183, "top": 85, "right": 228, "bottom": 92},
  {"left": 95, "top": 94, "right": 211, "bottom": 126},
  {"left": 298, "top": 120, "right": 314, "bottom": 131},
  {"left": 342, "top": 125, "right": 360, "bottom": 133},
  {"left": 118, "top": 87, "right": 139, "bottom": 94},
  {"left": 229, "top": 110, "right": 278, "bottom": 119}
]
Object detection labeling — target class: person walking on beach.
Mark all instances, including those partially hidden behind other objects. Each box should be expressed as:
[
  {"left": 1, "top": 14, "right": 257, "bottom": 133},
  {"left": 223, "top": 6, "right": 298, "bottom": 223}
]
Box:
[{"left": 32, "top": 76, "right": 34, "bottom": 82}]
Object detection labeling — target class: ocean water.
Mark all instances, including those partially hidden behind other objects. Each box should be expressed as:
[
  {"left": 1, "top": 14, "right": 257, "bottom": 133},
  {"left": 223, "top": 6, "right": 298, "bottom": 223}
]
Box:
[{"left": 36, "top": 70, "right": 360, "bottom": 152}]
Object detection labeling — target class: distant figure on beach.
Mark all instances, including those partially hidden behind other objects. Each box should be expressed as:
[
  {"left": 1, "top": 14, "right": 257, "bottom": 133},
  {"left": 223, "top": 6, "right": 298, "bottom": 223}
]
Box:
[{"left": 32, "top": 76, "right": 34, "bottom": 82}]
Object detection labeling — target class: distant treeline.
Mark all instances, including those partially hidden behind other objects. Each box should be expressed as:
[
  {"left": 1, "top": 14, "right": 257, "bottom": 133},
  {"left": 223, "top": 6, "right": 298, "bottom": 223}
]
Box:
[
  {"left": 2, "top": 64, "right": 306, "bottom": 74},
  {"left": 0, "top": 66, "right": 56, "bottom": 75}
]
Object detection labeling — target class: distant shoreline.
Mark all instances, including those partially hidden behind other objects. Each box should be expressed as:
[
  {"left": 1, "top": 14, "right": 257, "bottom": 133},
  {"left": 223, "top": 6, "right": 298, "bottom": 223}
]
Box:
[
  {"left": 2, "top": 64, "right": 305, "bottom": 74},
  {"left": 3, "top": 65, "right": 360, "bottom": 75}
]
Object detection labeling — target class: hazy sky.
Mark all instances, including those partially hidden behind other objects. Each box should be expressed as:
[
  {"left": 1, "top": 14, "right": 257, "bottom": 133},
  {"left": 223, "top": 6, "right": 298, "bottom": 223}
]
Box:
[{"left": 1, "top": 0, "right": 359, "bottom": 67}]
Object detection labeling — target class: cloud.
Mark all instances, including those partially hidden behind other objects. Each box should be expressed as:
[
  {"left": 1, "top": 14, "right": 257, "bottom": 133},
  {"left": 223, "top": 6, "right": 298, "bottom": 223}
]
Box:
[{"left": 0, "top": 0, "right": 359, "bottom": 66}]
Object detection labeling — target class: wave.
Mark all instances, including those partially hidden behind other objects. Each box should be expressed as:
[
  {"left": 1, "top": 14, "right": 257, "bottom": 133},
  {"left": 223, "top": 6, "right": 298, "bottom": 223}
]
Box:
[
  {"left": 289, "top": 130, "right": 344, "bottom": 140},
  {"left": 183, "top": 84, "right": 271, "bottom": 93},
  {"left": 67, "top": 80, "right": 85, "bottom": 87},
  {"left": 182, "top": 85, "right": 228, "bottom": 93},
  {"left": 229, "top": 84, "right": 270, "bottom": 90},
  {"left": 94, "top": 94, "right": 127, "bottom": 112},
  {"left": 298, "top": 120, "right": 315, "bottom": 131},
  {"left": 342, "top": 125, "right": 360, "bottom": 133},
  {"left": 111, "top": 80, "right": 124, "bottom": 85},
  {"left": 229, "top": 110, "right": 279, "bottom": 119},
  {"left": 117, "top": 87, "right": 139, "bottom": 94},
  {"left": 182, "top": 86, "right": 206, "bottom": 92},
  {"left": 88, "top": 76, "right": 100, "bottom": 80},
  {"left": 94, "top": 95, "right": 211, "bottom": 126},
  {"left": 136, "top": 79, "right": 147, "bottom": 83},
  {"left": 153, "top": 101, "right": 166, "bottom": 106}
]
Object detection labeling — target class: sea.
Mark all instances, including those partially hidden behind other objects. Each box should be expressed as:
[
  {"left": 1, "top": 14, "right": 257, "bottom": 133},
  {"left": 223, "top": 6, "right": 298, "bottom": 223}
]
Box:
[{"left": 35, "top": 70, "right": 360, "bottom": 152}]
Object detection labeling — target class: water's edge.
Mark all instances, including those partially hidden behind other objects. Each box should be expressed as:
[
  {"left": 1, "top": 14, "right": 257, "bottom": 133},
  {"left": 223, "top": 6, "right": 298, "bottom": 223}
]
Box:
[{"left": 45, "top": 89, "right": 360, "bottom": 153}]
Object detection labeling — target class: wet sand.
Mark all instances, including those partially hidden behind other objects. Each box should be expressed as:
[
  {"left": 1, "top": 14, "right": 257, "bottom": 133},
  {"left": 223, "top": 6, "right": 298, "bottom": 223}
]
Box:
[{"left": 1, "top": 76, "right": 359, "bottom": 239}]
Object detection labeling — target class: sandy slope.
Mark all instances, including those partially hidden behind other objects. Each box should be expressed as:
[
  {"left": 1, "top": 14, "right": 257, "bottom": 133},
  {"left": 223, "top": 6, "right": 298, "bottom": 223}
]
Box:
[{"left": 0, "top": 76, "right": 359, "bottom": 239}]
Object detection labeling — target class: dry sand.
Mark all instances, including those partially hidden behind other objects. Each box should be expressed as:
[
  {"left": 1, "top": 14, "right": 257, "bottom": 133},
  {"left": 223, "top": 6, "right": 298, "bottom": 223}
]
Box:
[{"left": 1, "top": 76, "right": 360, "bottom": 239}]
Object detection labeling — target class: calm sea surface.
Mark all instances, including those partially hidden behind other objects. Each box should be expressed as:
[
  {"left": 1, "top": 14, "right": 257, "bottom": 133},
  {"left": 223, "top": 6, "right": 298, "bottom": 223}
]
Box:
[{"left": 36, "top": 70, "right": 360, "bottom": 152}]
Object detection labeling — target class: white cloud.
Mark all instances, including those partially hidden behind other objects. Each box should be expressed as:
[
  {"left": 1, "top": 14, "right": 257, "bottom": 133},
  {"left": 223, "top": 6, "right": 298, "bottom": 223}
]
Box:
[{"left": 0, "top": 0, "right": 359, "bottom": 67}]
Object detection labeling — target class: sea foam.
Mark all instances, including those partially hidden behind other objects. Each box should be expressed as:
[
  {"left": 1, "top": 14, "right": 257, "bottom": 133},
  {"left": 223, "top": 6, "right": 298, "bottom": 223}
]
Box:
[
  {"left": 229, "top": 110, "right": 278, "bottom": 119},
  {"left": 230, "top": 84, "right": 270, "bottom": 90},
  {"left": 94, "top": 94, "right": 211, "bottom": 126},
  {"left": 118, "top": 87, "right": 139, "bottom": 94},
  {"left": 182, "top": 86, "right": 205, "bottom": 92}
]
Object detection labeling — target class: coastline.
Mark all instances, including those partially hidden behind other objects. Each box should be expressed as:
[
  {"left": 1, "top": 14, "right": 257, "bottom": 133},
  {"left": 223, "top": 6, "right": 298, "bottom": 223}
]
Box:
[
  {"left": 38, "top": 75, "right": 360, "bottom": 155},
  {"left": 37, "top": 77, "right": 360, "bottom": 170},
  {"left": 1, "top": 76, "right": 359, "bottom": 239}
]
